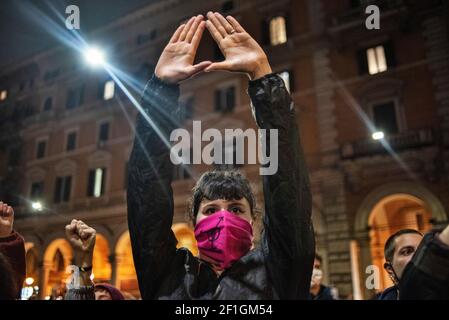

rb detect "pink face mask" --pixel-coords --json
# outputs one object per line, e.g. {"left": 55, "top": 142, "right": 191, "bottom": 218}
{"left": 194, "top": 210, "right": 253, "bottom": 270}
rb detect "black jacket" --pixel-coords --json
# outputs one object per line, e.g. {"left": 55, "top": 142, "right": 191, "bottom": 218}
{"left": 127, "top": 73, "right": 315, "bottom": 300}
{"left": 378, "top": 285, "right": 398, "bottom": 300}
{"left": 399, "top": 230, "right": 449, "bottom": 300}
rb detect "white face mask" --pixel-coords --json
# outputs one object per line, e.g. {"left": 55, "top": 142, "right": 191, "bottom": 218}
{"left": 311, "top": 268, "right": 323, "bottom": 287}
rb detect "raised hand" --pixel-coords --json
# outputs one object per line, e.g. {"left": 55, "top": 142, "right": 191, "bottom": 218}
{"left": 205, "top": 12, "right": 272, "bottom": 80}
{"left": 155, "top": 15, "right": 212, "bottom": 84}
{"left": 65, "top": 219, "right": 96, "bottom": 267}
{"left": 0, "top": 201, "right": 14, "bottom": 238}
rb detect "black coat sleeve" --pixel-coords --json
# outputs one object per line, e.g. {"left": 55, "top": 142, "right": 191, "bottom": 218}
{"left": 126, "top": 74, "right": 181, "bottom": 299}
{"left": 248, "top": 73, "right": 315, "bottom": 300}
{"left": 399, "top": 230, "right": 449, "bottom": 300}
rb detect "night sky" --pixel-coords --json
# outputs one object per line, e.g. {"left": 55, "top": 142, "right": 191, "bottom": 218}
{"left": 0, "top": 0, "right": 159, "bottom": 71}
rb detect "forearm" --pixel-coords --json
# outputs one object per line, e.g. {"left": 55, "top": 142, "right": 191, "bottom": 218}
{"left": 248, "top": 73, "right": 313, "bottom": 235}
{"left": 248, "top": 73, "right": 314, "bottom": 299}
{"left": 73, "top": 251, "right": 94, "bottom": 287}
{"left": 127, "top": 74, "right": 180, "bottom": 298}
{"left": 65, "top": 285, "right": 95, "bottom": 300}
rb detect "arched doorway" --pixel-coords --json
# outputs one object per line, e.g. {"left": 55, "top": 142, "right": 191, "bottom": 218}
{"left": 353, "top": 182, "right": 447, "bottom": 299}
{"left": 43, "top": 239, "right": 73, "bottom": 298}
{"left": 115, "top": 231, "right": 138, "bottom": 297}
{"left": 92, "top": 234, "right": 112, "bottom": 283}
{"left": 368, "top": 194, "right": 432, "bottom": 291}
{"left": 23, "top": 244, "right": 39, "bottom": 299}
{"left": 172, "top": 223, "right": 198, "bottom": 256}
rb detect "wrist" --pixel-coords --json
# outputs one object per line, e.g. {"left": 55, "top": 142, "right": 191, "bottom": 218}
{"left": 74, "top": 250, "right": 93, "bottom": 268}
{"left": 154, "top": 68, "right": 179, "bottom": 85}
{"left": 249, "top": 58, "right": 272, "bottom": 80}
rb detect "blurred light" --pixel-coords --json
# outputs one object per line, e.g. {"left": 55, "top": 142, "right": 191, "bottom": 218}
{"left": 44, "top": 295, "right": 51, "bottom": 300}
{"left": 90, "top": 272, "right": 95, "bottom": 281}
{"left": 372, "top": 131, "right": 385, "bottom": 140}
{"left": 0, "top": 89, "right": 7, "bottom": 101}
{"left": 84, "top": 47, "right": 106, "bottom": 67}
{"left": 31, "top": 201, "right": 43, "bottom": 211}
{"left": 25, "top": 277, "right": 34, "bottom": 285}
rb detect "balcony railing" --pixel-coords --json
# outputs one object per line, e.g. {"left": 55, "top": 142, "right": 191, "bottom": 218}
{"left": 341, "top": 128, "right": 435, "bottom": 159}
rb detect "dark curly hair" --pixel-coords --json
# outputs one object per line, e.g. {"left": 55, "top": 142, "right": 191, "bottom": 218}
{"left": 188, "top": 169, "right": 257, "bottom": 225}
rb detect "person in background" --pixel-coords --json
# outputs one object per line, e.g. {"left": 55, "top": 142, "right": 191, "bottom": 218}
{"left": 378, "top": 229, "right": 423, "bottom": 300}
{"left": 309, "top": 254, "right": 337, "bottom": 300}
{"left": 64, "top": 219, "right": 125, "bottom": 300}
{"left": 95, "top": 283, "right": 125, "bottom": 300}
{"left": 0, "top": 201, "right": 26, "bottom": 299}
{"left": 0, "top": 252, "right": 18, "bottom": 300}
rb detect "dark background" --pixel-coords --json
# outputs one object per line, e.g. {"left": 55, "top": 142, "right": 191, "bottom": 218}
{"left": 0, "top": 0, "right": 159, "bottom": 70}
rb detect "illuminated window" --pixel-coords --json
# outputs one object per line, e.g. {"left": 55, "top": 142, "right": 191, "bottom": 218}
{"left": 103, "top": 80, "right": 115, "bottom": 100}
{"left": 358, "top": 42, "right": 395, "bottom": 75}
{"left": 0, "top": 89, "right": 7, "bottom": 101}
{"left": 269, "top": 16, "right": 287, "bottom": 46}
{"left": 87, "top": 168, "right": 106, "bottom": 198}
{"left": 367, "top": 46, "right": 387, "bottom": 75}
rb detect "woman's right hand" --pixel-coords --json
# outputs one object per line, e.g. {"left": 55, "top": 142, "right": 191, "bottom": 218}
{"left": 65, "top": 219, "right": 96, "bottom": 268}
{"left": 204, "top": 12, "right": 272, "bottom": 80}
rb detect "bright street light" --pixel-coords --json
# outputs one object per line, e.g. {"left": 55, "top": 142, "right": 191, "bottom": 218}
{"left": 84, "top": 47, "right": 106, "bottom": 67}
{"left": 25, "top": 277, "right": 34, "bottom": 286}
{"left": 372, "top": 131, "right": 385, "bottom": 140}
{"left": 31, "top": 201, "right": 43, "bottom": 212}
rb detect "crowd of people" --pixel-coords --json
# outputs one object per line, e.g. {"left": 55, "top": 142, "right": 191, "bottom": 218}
{"left": 1, "top": 12, "right": 449, "bottom": 301}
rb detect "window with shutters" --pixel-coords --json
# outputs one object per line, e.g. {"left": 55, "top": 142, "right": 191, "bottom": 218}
{"left": 54, "top": 176, "right": 72, "bottom": 203}
{"left": 43, "top": 97, "right": 52, "bottom": 111}
{"left": 30, "top": 181, "right": 44, "bottom": 199}
{"left": 371, "top": 101, "right": 399, "bottom": 135}
{"left": 36, "top": 139, "right": 47, "bottom": 159}
{"left": 214, "top": 86, "right": 236, "bottom": 113}
{"left": 66, "top": 131, "right": 77, "bottom": 152}
{"left": 66, "top": 84, "right": 84, "bottom": 109}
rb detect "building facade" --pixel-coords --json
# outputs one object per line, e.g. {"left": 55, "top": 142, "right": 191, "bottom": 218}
{"left": 0, "top": 0, "right": 448, "bottom": 299}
